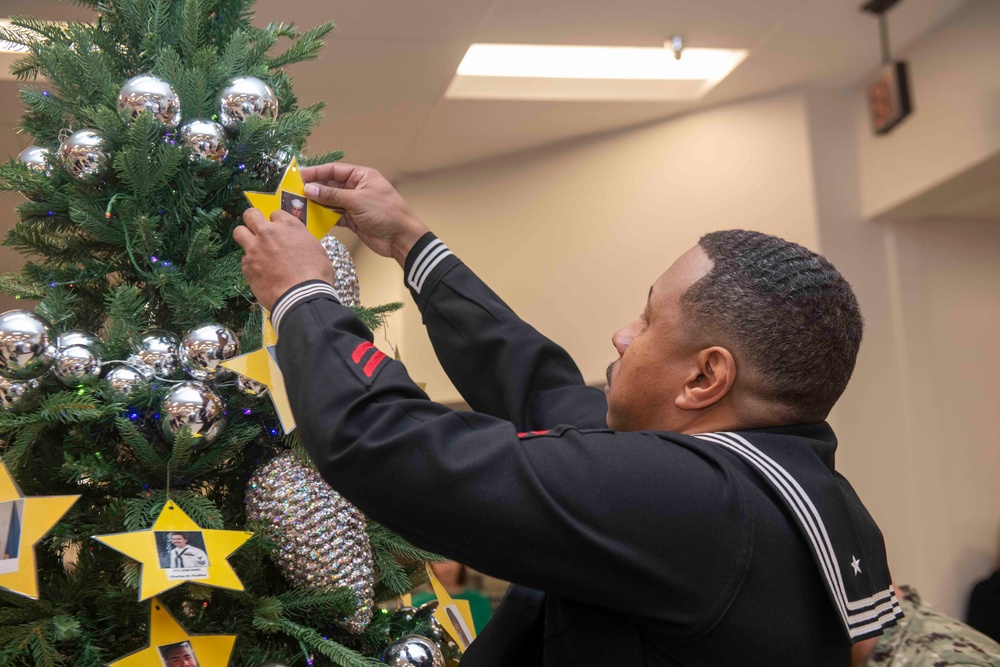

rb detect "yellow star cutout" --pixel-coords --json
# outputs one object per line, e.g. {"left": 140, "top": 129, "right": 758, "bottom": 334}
{"left": 110, "top": 597, "right": 235, "bottom": 667}
{"left": 93, "top": 501, "right": 251, "bottom": 601}
{"left": 221, "top": 306, "right": 296, "bottom": 433}
{"left": 0, "top": 459, "right": 79, "bottom": 599}
{"left": 244, "top": 156, "right": 341, "bottom": 239}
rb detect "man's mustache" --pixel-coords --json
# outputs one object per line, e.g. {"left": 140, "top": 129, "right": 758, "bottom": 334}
{"left": 606, "top": 361, "right": 615, "bottom": 387}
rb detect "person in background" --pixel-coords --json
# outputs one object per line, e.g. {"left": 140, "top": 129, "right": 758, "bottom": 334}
{"left": 966, "top": 555, "right": 1000, "bottom": 643}
{"left": 413, "top": 560, "right": 494, "bottom": 634}
{"left": 853, "top": 585, "right": 1000, "bottom": 667}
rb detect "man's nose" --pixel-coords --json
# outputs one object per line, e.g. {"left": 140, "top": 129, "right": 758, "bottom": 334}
{"left": 612, "top": 326, "right": 634, "bottom": 355}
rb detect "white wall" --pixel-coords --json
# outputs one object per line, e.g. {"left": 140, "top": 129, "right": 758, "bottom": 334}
{"left": 369, "top": 93, "right": 820, "bottom": 404}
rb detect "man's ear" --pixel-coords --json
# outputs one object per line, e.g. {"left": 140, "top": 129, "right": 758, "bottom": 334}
{"left": 675, "top": 346, "right": 736, "bottom": 410}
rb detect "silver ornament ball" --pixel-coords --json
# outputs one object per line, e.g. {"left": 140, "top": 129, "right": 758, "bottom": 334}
{"left": 57, "top": 329, "right": 105, "bottom": 355}
{"left": 217, "top": 76, "right": 278, "bottom": 132}
{"left": 117, "top": 74, "right": 181, "bottom": 129}
{"left": 52, "top": 344, "right": 102, "bottom": 387}
{"left": 0, "top": 309, "right": 57, "bottom": 380}
{"left": 161, "top": 380, "right": 225, "bottom": 444}
{"left": 135, "top": 330, "right": 180, "bottom": 378}
{"left": 179, "top": 119, "right": 228, "bottom": 166}
{"left": 320, "top": 234, "right": 361, "bottom": 307}
{"left": 18, "top": 146, "right": 52, "bottom": 176}
{"left": 235, "top": 374, "right": 268, "bottom": 397}
{"left": 59, "top": 129, "right": 110, "bottom": 183}
{"left": 178, "top": 324, "right": 240, "bottom": 381}
{"left": 104, "top": 364, "right": 147, "bottom": 399}
{"left": 125, "top": 355, "right": 157, "bottom": 380}
{"left": 246, "top": 452, "right": 375, "bottom": 633}
{"left": 381, "top": 635, "right": 445, "bottom": 667}
{"left": 0, "top": 378, "right": 39, "bottom": 412}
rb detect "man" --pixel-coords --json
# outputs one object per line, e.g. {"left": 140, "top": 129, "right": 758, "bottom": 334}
{"left": 167, "top": 532, "right": 208, "bottom": 569}
{"left": 161, "top": 641, "right": 199, "bottom": 667}
{"left": 234, "top": 162, "right": 900, "bottom": 666}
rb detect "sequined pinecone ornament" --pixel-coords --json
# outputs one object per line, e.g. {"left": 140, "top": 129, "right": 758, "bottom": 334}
{"left": 320, "top": 234, "right": 361, "bottom": 307}
{"left": 246, "top": 452, "right": 374, "bottom": 632}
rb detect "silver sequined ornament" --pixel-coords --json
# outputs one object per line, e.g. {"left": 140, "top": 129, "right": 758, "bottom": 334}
{"left": 246, "top": 452, "right": 375, "bottom": 632}
{"left": 59, "top": 129, "right": 110, "bottom": 183}
{"left": 217, "top": 76, "right": 278, "bottom": 132}
{"left": 178, "top": 324, "right": 240, "bottom": 381}
{"left": 18, "top": 146, "right": 52, "bottom": 176}
{"left": 52, "top": 344, "right": 101, "bottom": 387}
{"left": 104, "top": 364, "right": 147, "bottom": 398}
{"left": 160, "top": 380, "right": 225, "bottom": 444}
{"left": 320, "top": 234, "right": 361, "bottom": 307}
{"left": 135, "top": 330, "right": 180, "bottom": 378}
{"left": 0, "top": 378, "right": 39, "bottom": 412}
{"left": 0, "top": 310, "right": 57, "bottom": 380}
{"left": 381, "top": 635, "right": 446, "bottom": 667}
{"left": 117, "top": 74, "right": 181, "bottom": 128}
{"left": 235, "top": 374, "right": 268, "bottom": 397}
{"left": 179, "top": 119, "right": 228, "bottom": 166}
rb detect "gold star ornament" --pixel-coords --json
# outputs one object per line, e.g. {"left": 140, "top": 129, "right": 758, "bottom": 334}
{"left": 93, "top": 500, "right": 251, "bottom": 601}
{"left": 0, "top": 459, "right": 79, "bottom": 599}
{"left": 109, "top": 597, "right": 235, "bottom": 667}
{"left": 221, "top": 306, "right": 296, "bottom": 433}
{"left": 243, "top": 156, "right": 341, "bottom": 239}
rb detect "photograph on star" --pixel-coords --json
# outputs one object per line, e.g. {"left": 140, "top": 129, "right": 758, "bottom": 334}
{"left": 280, "top": 190, "right": 307, "bottom": 224}
{"left": 0, "top": 499, "right": 24, "bottom": 575}
{"left": 159, "top": 640, "right": 200, "bottom": 667}
{"left": 156, "top": 530, "right": 210, "bottom": 580}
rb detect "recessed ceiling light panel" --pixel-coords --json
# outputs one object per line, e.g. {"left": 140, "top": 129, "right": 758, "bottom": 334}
{"left": 447, "top": 44, "right": 748, "bottom": 101}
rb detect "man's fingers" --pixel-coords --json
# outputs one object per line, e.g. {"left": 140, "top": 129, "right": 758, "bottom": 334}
{"left": 242, "top": 207, "right": 268, "bottom": 234}
{"left": 300, "top": 161, "right": 362, "bottom": 185}
{"left": 303, "top": 182, "right": 358, "bottom": 211}
{"left": 232, "top": 224, "right": 255, "bottom": 249}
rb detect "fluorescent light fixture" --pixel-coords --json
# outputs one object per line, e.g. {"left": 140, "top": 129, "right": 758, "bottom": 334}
{"left": 447, "top": 44, "right": 748, "bottom": 101}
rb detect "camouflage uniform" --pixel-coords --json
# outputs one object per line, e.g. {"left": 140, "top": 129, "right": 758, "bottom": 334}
{"left": 865, "top": 585, "right": 1000, "bottom": 666}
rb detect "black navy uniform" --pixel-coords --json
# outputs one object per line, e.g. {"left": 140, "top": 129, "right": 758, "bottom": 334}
{"left": 273, "top": 233, "right": 901, "bottom": 666}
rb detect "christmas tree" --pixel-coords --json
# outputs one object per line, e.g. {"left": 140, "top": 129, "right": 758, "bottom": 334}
{"left": 0, "top": 1, "right": 447, "bottom": 665}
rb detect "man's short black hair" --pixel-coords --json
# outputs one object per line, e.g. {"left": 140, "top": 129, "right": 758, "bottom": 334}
{"left": 682, "top": 230, "right": 863, "bottom": 423}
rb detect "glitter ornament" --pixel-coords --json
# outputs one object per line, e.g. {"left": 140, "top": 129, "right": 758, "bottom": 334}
{"left": 217, "top": 76, "right": 278, "bottom": 132}
{"left": 104, "top": 364, "right": 147, "bottom": 398}
{"left": 135, "top": 330, "right": 181, "bottom": 378}
{"left": 0, "top": 310, "right": 57, "bottom": 380}
{"left": 161, "top": 381, "right": 225, "bottom": 444}
{"left": 59, "top": 129, "right": 110, "bottom": 183}
{"left": 178, "top": 119, "right": 228, "bottom": 166}
{"left": 117, "top": 74, "right": 182, "bottom": 129}
{"left": 381, "top": 635, "right": 445, "bottom": 667}
{"left": 320, "top": 234, "right": 360, "bottom": 307}
{"left": 178, "top": 324, "right": 240, "bottom": 381}
{"left": 246, "top": 452, "right": 374, "bottom": 632}
{"left": 51, "top": 344, "right": 101, "bottom": 387}
{"left": 17, "top": 146, "right": 52, "bottom": 176}
{"left": 0, "top": 378, "right": 39, "bottom": 412}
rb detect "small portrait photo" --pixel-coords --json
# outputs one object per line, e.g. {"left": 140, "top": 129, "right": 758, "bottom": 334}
{"left": 156, "top": 530, "right": 210, "bottom": 570}
{"left": 158, "top": 640, "right": 200, "bottom": 667}
{"left": 280, "top": 190, "right": 307, "bottom": 224}
{"left": 0, "top": 499, "right": 24, "bottom": 575}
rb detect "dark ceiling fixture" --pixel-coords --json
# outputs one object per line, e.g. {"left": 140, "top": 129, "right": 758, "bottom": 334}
{"left": 861, "top": 0, "right": 913, "bottom": 135}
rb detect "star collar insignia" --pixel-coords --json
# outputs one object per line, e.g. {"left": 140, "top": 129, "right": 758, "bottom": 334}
{"left": 221, "top": 306, "right": 296, "bottom": 433}
{"left": 0, "top": 459, "right": 79, "bottom": 599}
{"left": 244, "top": 156, "right": 340, "bottom": 239}
{"left": 93, "top": 501, "right": 251, "bottom": 600}
{"left": 109, "top": 597, "right": 235, "bottom": 667}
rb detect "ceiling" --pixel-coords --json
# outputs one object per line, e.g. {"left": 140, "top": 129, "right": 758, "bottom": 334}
{"left": 0, "top": 0, "right": 971, "bottom": 181}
